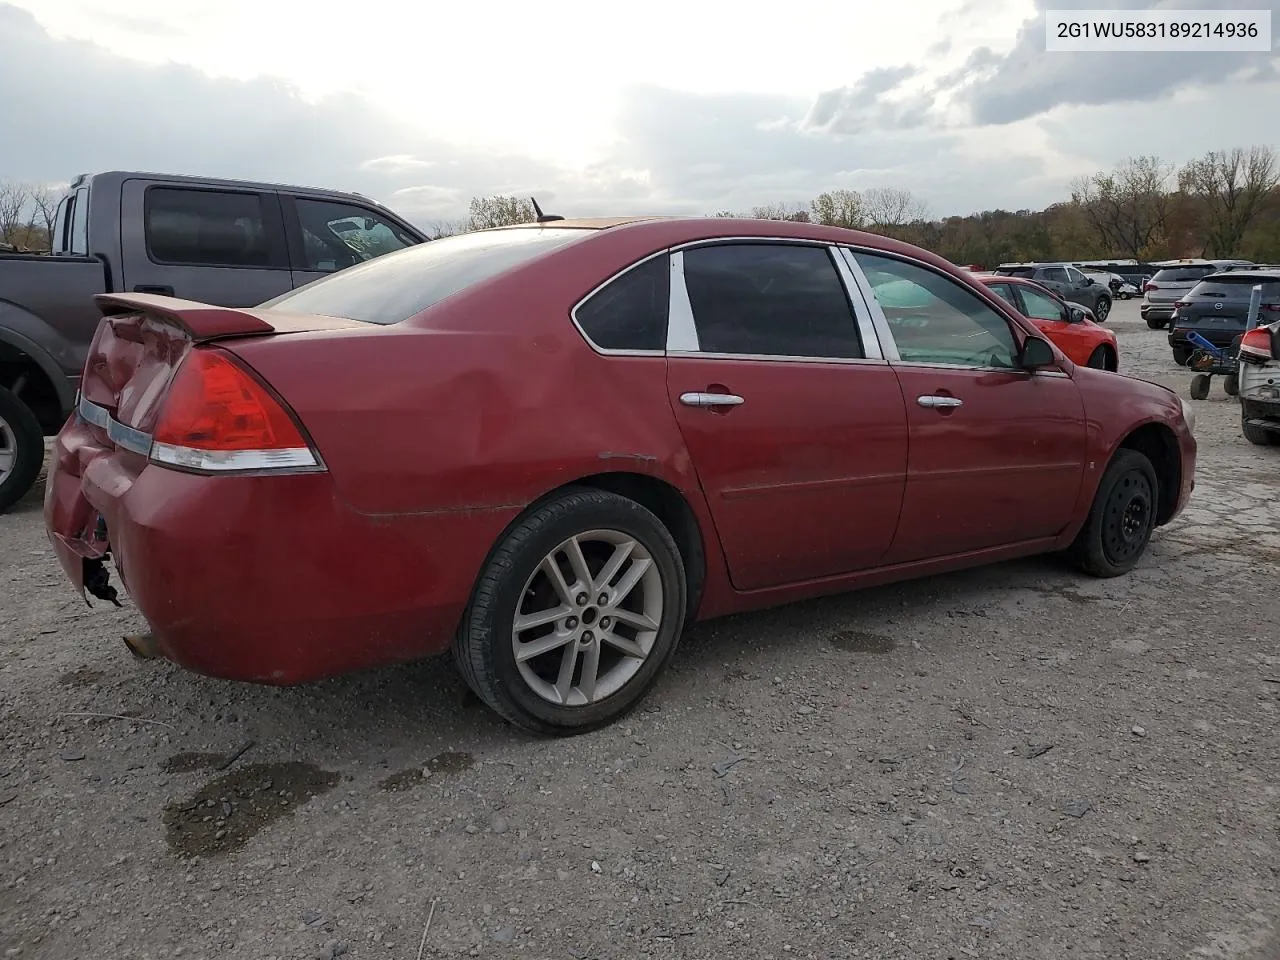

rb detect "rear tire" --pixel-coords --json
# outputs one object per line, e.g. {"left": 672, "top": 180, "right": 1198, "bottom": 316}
{"left": 1171, "top": 346, "right": 1191, "bottom": 366}
{"left": 1093, "top": 297, "right": 1111, "bottom": 322}
{"left": 454, "top": 487, "right": 687, "bottom": 736}
{"left": 1242, "top": 415, "right": 1279, "bottom": 446}
{"left": 1067, "top": 449, "right": 1159, "bottom": 578}
{"left": 0, "top": 386, "right": 44, "bottom": 515}
{"left": 1147, "top": 316, "right": 1167, "bottom": 330}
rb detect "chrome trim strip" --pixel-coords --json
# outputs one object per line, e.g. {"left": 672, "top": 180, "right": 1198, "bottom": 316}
{"left": 78, "top": 394, "right": 111, "bottom": 429}
{"left": 106, "top": 417, "right": 153, "bottom": 456}
{"left": 827, "top": 246, "right": 883, "bottom": 361}
{"left": 567, "top": 248, "right": 671, "bottom": 358}
{"left": 668, "top": 350, "right": 887, "bottom": 366}
{"left": 666, "top": 251, "right": 700, "bottom": 352}
{"left": 837, "top": 247, "right": 901, "bottom": 362}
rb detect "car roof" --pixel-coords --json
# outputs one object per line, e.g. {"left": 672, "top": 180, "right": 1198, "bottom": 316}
{"left": 489, "top": 216, "right": 955, "bottom": 264}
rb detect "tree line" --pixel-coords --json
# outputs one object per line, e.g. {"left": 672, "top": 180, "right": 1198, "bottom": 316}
{"left": 6, "top": 143, "right": 1278, "bottom": 265}
{"left": 452, "top": 144, "right": 1280, "bottom": 266}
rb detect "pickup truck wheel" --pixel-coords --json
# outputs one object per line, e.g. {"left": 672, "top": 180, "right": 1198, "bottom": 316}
{"left": 1093, "top": 297, "right": 1111, "bottom": 322}
{"left": 1067, "top": 449, "right": 1158, "bottom": 578}
{"left": 455, "top": 487, "right": 687, "bottom": 736}
{"left": 0, "top": 385, "right": 44, "bottom": 514}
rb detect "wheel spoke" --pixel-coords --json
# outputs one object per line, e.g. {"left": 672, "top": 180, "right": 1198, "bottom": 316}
{"left": 513, "top": 604, "right": 572, "bottom": 634}
{"left": 540, "top": 555, "right": 576, "bottom": 605}
{"left": 514, "top": 631, "right": 576, "bottom": 664}
{"left": 577, "top": 642, "right": 601, "bottom": 701}
{"left": 600, "top": 629, "right": 646, "bottom": 658}
{"left": 554, "top": 643, "right": 580, "bottom": 703}
{"left": 593, "top": 539, "right": 636, "bottom": 591}
{"left": 608, "top": 607, "right": 660, "bottom": 632}
{"left": 0, "top": 448, "right": 13, "bottom": 475}
{"left": 609, "top": 556, "right": 652, "bottom": 606}
{"left": 564, "top": 536, "right": 594, "bottom": 592}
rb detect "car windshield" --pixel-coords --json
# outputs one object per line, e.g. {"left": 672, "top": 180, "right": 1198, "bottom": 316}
{"left": 261, "top": 227, "right": 592, "bottom": 324}
{"left": 1152, "top": 266, "right": 1215, "bottom": 283}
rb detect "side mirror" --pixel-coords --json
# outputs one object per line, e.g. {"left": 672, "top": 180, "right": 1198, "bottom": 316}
{"left": 1084, "top": 276, "right": 1095, "bottom": 285}
{"left": 1068, "top": 306, "right": 1086, "bottom": 323}
{"left": 1020, "top": 335, "right": 1056, "bottom": 369}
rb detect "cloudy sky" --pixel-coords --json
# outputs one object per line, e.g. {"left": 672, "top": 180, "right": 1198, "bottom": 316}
{"left": 3, "top": 0, "right": 1278, "bottom": 227}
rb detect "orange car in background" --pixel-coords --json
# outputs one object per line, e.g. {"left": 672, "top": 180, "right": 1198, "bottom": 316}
{"left": 976, "top": 273, "right": 1119, "bottom": 370}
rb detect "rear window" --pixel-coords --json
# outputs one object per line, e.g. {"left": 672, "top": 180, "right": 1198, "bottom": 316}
{"left": 1189, "top": 276, "right": 1280, "bottom": 299}
{"left": 262, "top": 227, "right": 590, "bottom": 324}
{"left": 1152, "top": 266, "right": 1215, "bottom": 283}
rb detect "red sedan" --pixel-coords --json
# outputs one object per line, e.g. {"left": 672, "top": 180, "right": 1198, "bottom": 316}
{"left": 975, "top": 273, "right": 1120, "bottom": 370}
{"left": 45, "top": 218, "right": 1196, "bottom": 735}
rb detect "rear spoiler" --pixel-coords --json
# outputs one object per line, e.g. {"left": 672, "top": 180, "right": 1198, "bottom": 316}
{"left": 95, "top": 292, "right": 275, "bottom": 340}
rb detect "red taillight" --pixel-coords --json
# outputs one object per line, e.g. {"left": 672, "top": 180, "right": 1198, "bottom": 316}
{"left": 1239, "top": 327, "right": 1274, "bottom": 363}
{"left": 1144, "top": 281, "right": 1157, "bottom": 292}
{"left": 1261, "top": 303, "right": 1280, "bottom": 313}
{"left": 150, "top": 348, "right": 320, "bottom": 472}
{"left": 1173, "top": 300, "right": 1188, "bottom": 309}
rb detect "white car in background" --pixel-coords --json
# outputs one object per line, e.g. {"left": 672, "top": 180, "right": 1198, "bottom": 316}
{"left": 1238, "top": 318, "right": 1280, "bottom": 447}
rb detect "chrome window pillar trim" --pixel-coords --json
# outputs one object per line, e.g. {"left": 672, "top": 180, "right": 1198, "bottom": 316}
{"left": 837, "top": 246, "right": 901, "bottom": 362}
{"left": 827, "top": 246, "right": 883, "bottom": 361}
{"left": 666, "top": 250, "right": 700, "bottom": 352}
{"left": 667, "top": 350, "right": 889, "bottom": 366}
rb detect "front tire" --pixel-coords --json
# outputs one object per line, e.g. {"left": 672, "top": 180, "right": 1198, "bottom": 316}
{"left": 455, "top": 487, "right": 687, "bottom": 736}
{"left": 0, "top": 386, "right": 44, "bottom": 514}
{"left": 1068, "top": 449, "right": 1159, "bottom": 578}
{"left": 1086, "top": 346, "right": 1115, "bottom": 371}
{"left": 1093, "top": 297, "right": 1111, "bottom": 322}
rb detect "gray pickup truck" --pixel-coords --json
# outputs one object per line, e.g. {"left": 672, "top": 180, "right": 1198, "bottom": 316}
{"left": 0, "top": 170, "right": 428, "bottom": 511}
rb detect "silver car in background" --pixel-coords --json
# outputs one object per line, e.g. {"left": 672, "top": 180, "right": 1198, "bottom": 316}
{"left": 1142, "top": 258, "right": 1253, "bottom": 329}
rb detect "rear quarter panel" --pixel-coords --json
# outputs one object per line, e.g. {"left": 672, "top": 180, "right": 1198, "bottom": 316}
{"left": 222, "top": 239, "right": 705, "bottom": 519}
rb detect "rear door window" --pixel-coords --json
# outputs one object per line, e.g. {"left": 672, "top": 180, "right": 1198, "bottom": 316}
{"left": 1041, "top": 267, "right": 1069, "bottom": 284}
{"left": 680, "top": 243, "right": 863, "bottom": 359}
{"left": 263, "top": 227, "right": 589, "bottom": 324}
{"left": 145, "top": 188, "right": 274, "bottom": 268}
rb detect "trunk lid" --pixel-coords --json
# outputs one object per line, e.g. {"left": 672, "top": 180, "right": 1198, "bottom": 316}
{"left": 82, "top": 293, "right": 363, "bottom": 441}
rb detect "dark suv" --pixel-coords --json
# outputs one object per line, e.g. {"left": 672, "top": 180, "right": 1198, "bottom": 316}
{"left": 1168, "top": 269, "right": 1280, "bottom": 365}
{"left": 992, "top": 263, "right": 1112, "bottom": 321}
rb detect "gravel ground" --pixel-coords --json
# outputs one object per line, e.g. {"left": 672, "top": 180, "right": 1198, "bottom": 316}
{"left": 2, "top": 299, "right": 1278, "bottom": 960}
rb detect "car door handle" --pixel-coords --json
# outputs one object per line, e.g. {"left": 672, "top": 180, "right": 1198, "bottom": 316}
{"left": 680, "top": 392, "right": 745, "bottom": 408}
{"left": 917, "top": 395, "right": 963, "bottom": 409}
{"left": 133, "top": 284, "right": 175, "bottom": 295}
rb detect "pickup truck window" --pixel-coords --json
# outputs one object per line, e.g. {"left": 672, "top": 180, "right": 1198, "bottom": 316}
{"left": 295, "top": 198, "right": 418, "bottom": 272}
{"left": 145, "top": 187, "right": 272, "bottom": 268}
{"left": 51, "top": 195, "right": 71, "bottom": 252}
{"left": 69, "top": 187, "right": 89, "bottom": 255}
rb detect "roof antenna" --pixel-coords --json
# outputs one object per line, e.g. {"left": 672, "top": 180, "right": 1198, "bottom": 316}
{"left": 530, "top": 197, "right": 564, "bottom": 224}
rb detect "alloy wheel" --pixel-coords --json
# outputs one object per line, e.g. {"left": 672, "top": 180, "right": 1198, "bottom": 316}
{"left": 0, "top": 415, "right": 16, "bottom": 484}
{"left": 511, "top": 529, "right": 665, "bottom": 707}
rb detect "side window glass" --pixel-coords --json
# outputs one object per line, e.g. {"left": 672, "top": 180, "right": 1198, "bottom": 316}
{"left": 1020, "top": 287, "right": 1067, "bottom": 321}
{"left": 1042, "top": 267, "right": 1068, "bottom": 284}
{"left": 576, "top": 255, "right": 669, "bottom": 351}
{"left": 682, "top": 243, "right": 863, "bottom": 359}
{"left": 295, "top": 198, "right": 418, "bottom": 272}
{"left": 52, "top": 195, "right": 71, "bottom": 253}
{"left": 1066, "top": 267, "right": 1087, "bottom": 284}
{"left": 987, "top": 283, "right": 1018, "bottom": 308}
{"left": 69, "top": 187, "right": 89, "bottom": 256}
{"left": 853, "top": 252, "right": 1018, "bottom": 369}
{"left": 146, "top": 188, "right": 272, "bottom": 267}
